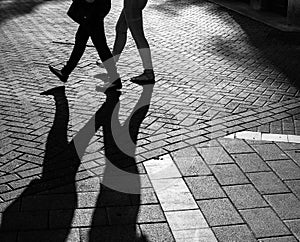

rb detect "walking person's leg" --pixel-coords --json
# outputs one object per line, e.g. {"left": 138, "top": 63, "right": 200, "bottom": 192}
{"left": 49, "top": 24, "right": 89, "bottom": 83}
{"left": 96, "top": 10, "right": 128, "bottom": 67}
{"left": 112, "top": 10, "right": 128, "bottom": 63}
{"left": 90, "top": 19, "right": 122, "bottom": 91}
{"left": 124, "top": 0, "right": 155, "bottom": 84}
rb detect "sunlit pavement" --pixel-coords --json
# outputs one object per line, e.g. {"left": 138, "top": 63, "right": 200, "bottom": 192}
{"left": 1, "top": 0, "right": 300, "bottom": 241}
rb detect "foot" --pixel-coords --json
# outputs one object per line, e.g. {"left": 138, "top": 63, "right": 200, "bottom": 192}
{"left": 130, "top": 69, "right": 155, "bottom": 85}
{"left": 49, "top": 65, "right": 69, "bottom": 83}
{"left": 40, "top": 86, "right": 65, "bottom": 96}
{"left": 96, "top": 78, "right": 122, "bottom": 93}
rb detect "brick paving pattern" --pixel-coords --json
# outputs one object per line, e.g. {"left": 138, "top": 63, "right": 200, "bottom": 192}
{"left": 1, "top": 0, "right": 300, "bottom": 241}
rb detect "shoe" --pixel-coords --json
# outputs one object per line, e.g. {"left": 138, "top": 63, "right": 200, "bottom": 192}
{"left": 130, "top": 70, "right": 155, "bottom": 85}
{"left": 49, "top": 65, "right": 69, "bottom": 83}
{"left": 40, "top": 86, "right": 65, "bottom": 96}
{"left": 96, "top": 78, "right": 122, "bottom": 93}
{"left": 96, "top": 59, "right": 105, "bottom": 68}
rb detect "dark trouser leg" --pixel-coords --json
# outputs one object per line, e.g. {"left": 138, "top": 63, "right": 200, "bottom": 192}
{"left": 90, "top": 20, "right": 120, "bottom": 82}
{"left": 62, "top": 24, "right": 89, "bottom": 75}
{"left": 112, "top": 10, "right": 128, "bottom": 63}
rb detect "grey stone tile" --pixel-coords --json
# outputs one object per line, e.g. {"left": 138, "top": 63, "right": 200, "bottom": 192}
{"left": 19, "top": 228, "right": 80, "bottom": 242}
{"left": 139, "top": 223, "right": 174, "bottom": 242}
{"left": 285, "top": 180, "right": 300, "bottom": 199}
{"left": 267, "top": 160, "right": 300, "bottom": 180}
{"left": 264, "top": 193, "right": 300, "bottom": 220}
{"left": 285, "top": 219, "right": 300, "bottom": 241}
{"left": 224, "top": 184, "right": 268, "bottom": 209}
{"left": 173, "top": 228, "right": 217, "bottom": 242}
{"left": 197, "top": 198, "right": 243, "bottom": 226}
{"left": 107, "top": 205, "right": 165, "bottom": 225}
{"left": 80, "top": 225, "right": 142, "bottom": 242}
{"left": 172, "top": 155, "right": 211, "bottom": 176}
{"left": 132, "top": 188, "right": 158, "bottom": 205}
{"left": 232, "top": 153, "right": 270, "bottom": 173}
{"left": 212, "top": 164, "right": 249, "bottom": 185}
{"left": 197, "top": 147, "right": 234, "bottom": 165}
{"left": 258, "top": 236, "right": 298, "bottom": 242}
{"left": 247, "top": 172, "right": 290, "bottom": 194}
{"left": 137, "top": 205, "right": 166, "bottom": 223}
{"left": 152, "top": 178, "right": 198, "bottom": 211}
{"left": 219, "top": 138, "right": 253, "bottom": 154}
{"left": 276, "top": 142, "right": 300, "bottom": 151}
{"left": 285, "top": 150, "right": 300, "bottom": 166}
{"left": 185, "top": 176, "right": 226, "bottom": 200}
{"left": 165, "top": 209, "right": 208, "bottom": 231}
{"left": 250, "top": 144, "right": 289, "bottom": 161}
{"left": 212, "top": 224, "right": 257, "bottom": 242}
{"left": 240, "top": 208, "right": 290, "bottom": 238}
{"left": 50, "top": 208, "right": 106, "bottom": 228}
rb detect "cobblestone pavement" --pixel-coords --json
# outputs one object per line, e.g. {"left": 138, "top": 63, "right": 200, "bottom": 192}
{"left": 1, "top": 0, "right": 300, "bottom": 241}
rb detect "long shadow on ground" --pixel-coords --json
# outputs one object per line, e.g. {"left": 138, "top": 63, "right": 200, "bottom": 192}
{"left": 0, "top": 84, "right": 154, "bottom": 241}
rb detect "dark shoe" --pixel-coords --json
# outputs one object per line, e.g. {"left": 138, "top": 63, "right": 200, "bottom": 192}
{"left": 96, "top": 78, "right": 122, "bottom": 93}
{"left": 40, "top": 86, "right": 65, "bottom": 96}
{"left": 49, "top": 65, "right": 69, "bottom": 83}
{"left": 130, "top": 70, "right": 155, "bottom": 85}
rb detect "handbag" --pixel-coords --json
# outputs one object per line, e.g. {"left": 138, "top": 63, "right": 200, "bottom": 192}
{"left": 67, "top": 0, "right": 90, "bottom": 24}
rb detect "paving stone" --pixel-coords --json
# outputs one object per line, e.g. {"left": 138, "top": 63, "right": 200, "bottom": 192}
{"left": 264, "top": 193, "right": 300, "bottom": 220}
{"left": 247, "top": 172, "right": 290, "bottom": 194}
{"left": 250, "top": 144, "right": 289, "bottom": 161}
{"left": 139, "top": 223, "right": 174, "bottom": 242}
{"left": 18, "top": 228, "right": 80, "bottom": 242}
{"left": 224, "top": 184, "right": 268, "bottom": 209}
{"left": 285, "top": 220, "right": 300, "bottom": 241}
{"left": 165, "top": 209, "right": 208, "bottom": 231}
{"left": 21, "top": 193, "right": 77, "bottom": 211}
{"left": 232, "top": 153, "right": 270, "bottom": 173}
{"left": 50, "top": 208, "right": 107, "bottom": 228}
{"left": 197, "top": 147, "right": 234, "bottom": 165}
{"left": 258, "top": 236, "right": 298, "bottom": 242}
{"left": 171, "top": 148, "right": 211, "bottom": 176}
{"left": 173, "top": 228, "right": 218, "bottom": 242}
{"left": 212, "top": 224, "right": 257, "bottom": 242}
{"left": 261, "top": 133, "right": 288, "bottom": 142}
{"left": 235, "top": 131, "right": 262, "bottom": 141}
{"left": 80, "top": 225, "right": 142, "bottom": 241}
{"left": 211, "top": 164, "right": 249, "bottom": 185}
{"left": 267, "top": 159, "right": 300, "bottom": 180}
{"left": 185, "top": 176, "right": 226, "bottom": 200}
{"left": 0, "top": 210, "right": 48, "bottom": 231}
{"left": 144, "top": 154, "right": 181, "bottom": 180}
{"left": 218, "top": 138, "right": 253, "bottom": 154}
{"left": 240, "top": 208, "right": 290, "bottom": 238}
{"left": 133, "top": 187, "right": 159, "bottom": 205}
{"left": 151, "top": 178, "right": 198, "bottom": 211}
{"left": 197, "top": 198, "right": 244, "bottom": 226}
{"left": 276, "top": 142, "right": 300, "bottom": 151}
{"left": 285, "top": 180, "right": 300, "bottom": 199}
{"left": 285, "top": 150, "right": 300, "bottom": 166}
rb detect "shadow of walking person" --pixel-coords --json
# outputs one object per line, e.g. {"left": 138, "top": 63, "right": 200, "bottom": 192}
{"left": 88, "top": 85, "right": 154, "bottom": 242}
{"left": 0, "top": 86, "right": 121, "bottom": 241}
